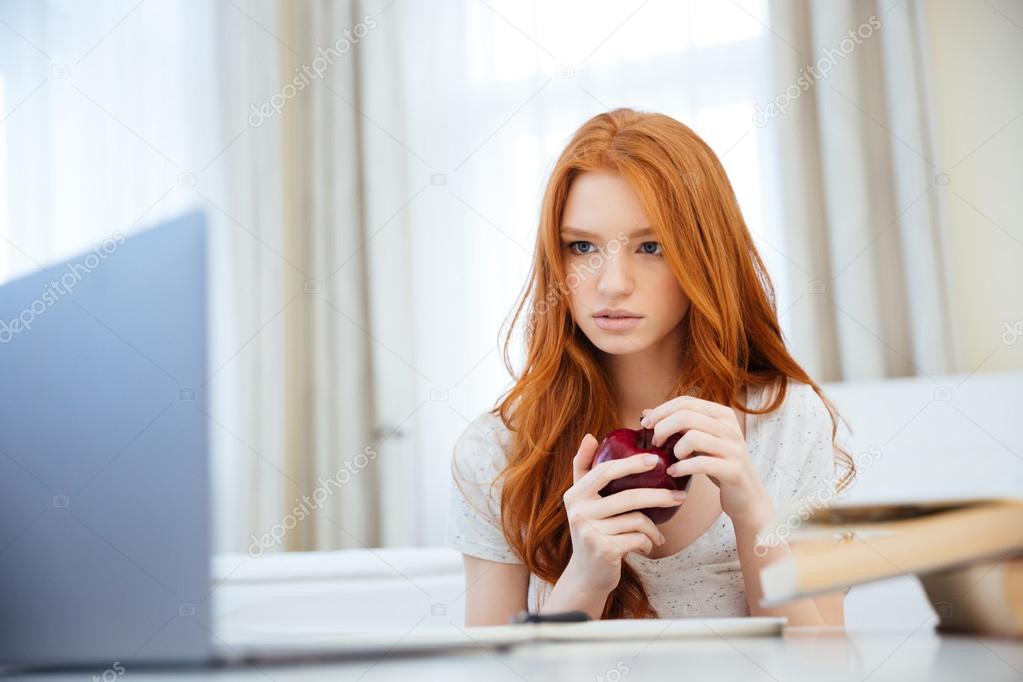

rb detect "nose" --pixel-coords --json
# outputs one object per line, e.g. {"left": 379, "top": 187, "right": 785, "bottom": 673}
{"left": 595, "top": 248, "right": 634, "bottom": 298}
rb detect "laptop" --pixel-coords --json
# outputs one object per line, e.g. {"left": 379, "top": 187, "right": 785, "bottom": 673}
{"left": 0, "top": 212, "right": 784, "bottom": 671}
{"left": 0, "top": 212, "right": 213, "bottom": 670}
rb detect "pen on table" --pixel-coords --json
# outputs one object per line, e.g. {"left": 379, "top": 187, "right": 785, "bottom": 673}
{"left": 509, "top": 610, "right": 591, "bottom": 624}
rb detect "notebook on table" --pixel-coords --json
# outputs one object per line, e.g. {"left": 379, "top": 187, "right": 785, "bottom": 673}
{"left": 217, "top": 616, "right": 787, "bottom": 662}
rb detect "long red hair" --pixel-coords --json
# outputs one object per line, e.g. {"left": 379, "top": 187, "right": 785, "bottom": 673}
{"left": 491, "top": 108, "right": 854, "bottom": 619}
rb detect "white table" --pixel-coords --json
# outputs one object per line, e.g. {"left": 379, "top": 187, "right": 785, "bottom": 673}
{"left": 7, "top": 626, "right": 1022, "bottom": 681}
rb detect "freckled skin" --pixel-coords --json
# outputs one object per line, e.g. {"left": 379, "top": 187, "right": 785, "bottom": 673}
{"left": 592, "top": 428, "right": 692, "bottom": 524}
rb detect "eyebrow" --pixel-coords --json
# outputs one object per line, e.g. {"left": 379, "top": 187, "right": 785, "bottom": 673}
{"left": 560, "top": 226, "right": 656, "bottom": 239}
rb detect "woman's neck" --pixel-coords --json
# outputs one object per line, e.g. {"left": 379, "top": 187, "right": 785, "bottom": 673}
{"left": 603, "top": 325, "right": 685, "bottom": 427}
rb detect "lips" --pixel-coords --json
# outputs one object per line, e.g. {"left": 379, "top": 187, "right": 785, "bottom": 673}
{"left": 593, "top": 309, "right": 642, "bottom": 319}
{"left": 593, "top": 309, "right": 642, "bottom": 331}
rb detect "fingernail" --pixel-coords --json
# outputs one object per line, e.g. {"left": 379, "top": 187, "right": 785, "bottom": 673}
{"left": 640, "top": 416, "right": 650, "bottom": 428}
{"left": 672, "top": 490, "right": 686, "bottom": 500}
{"left": 643, "top": 454, "right": 658, "bottom": 466}
{"left": 658, "top": 534, "right": 666, "bottom": 544}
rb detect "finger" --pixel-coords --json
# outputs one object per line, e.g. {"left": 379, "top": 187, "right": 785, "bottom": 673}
{"left": 572, "top": 433, "right": 599, "bottom": 484}
{"left": 643, "top": 395, "right": 728, "bottom": 429}
{"left": 593, "top": 487, "right": 687, "bottom": 517}
{"left": 594, "top": 511, "right": 666, "bottom": 545}
{"left": 665, "top": 454, "right": 733, "bottom": 481}
{"left": 605, "top": 531, "right": 655, "bottom": 557}
{"left": 649, "top": 409, "right": 734, "bottom": 448}
{"left": 641, "top": 395, "right": 691, "bottom": 427}
{"left": 668, "top": 430, "right": 736, "bottom": 466}
{"left": 577, "top": 453, "right": 660, "bottom": 496}
{"left": 673, "top": 395, "right": 734, "bottom": 420}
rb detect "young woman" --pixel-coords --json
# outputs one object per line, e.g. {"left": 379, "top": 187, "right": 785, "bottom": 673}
{"left": 446, "top": 108, "right": 854, "bottom": 625}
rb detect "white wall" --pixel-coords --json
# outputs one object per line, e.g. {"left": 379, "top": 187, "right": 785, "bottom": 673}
{"left": 920, "top": 0, "right": 1023, "bottom": 374}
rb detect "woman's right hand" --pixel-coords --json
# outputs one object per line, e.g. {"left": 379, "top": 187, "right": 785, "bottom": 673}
{"left": 560, "top": 433, "right": 688, "bottom": 595}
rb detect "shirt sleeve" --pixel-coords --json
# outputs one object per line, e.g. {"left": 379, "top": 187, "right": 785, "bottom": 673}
{"left": 444, "top": 412, "right": 522, "bottom": 564}
{"left": 785, "top": 382, "right": 842, "bottom": 504}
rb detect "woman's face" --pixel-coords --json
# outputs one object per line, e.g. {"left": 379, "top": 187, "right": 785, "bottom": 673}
{"left": 559, "top": 170, "right": 691, "bottom": 356}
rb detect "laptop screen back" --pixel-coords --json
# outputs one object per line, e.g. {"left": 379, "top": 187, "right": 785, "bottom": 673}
{"left": 0, "top": 212, "right": 212, "bottom": 668}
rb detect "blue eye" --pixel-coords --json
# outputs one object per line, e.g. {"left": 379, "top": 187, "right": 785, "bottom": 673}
{"left": 567, "top": 241, "right": 595, "bottom": 255}
{"left": 639, "top": 242, "right": 662, "bottom": 255}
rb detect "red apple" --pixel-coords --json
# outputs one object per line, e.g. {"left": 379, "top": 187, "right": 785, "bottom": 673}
{"left": 592, "top": 427, "right": 692, "bottom": 524}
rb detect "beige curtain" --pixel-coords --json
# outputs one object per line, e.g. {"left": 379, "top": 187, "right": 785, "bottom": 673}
{"left": 210, "top": 0, "right": 379, "bottom": 552}
{"left": 766, "top": 0, "right": 958, "bottom": 381}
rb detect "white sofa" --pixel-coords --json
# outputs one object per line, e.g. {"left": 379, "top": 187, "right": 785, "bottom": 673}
{"left": 213, "top": 547, "right": 468, "bottom": 638}
{"left": 214, "top": 370, "right": 1023, "bottom": 633}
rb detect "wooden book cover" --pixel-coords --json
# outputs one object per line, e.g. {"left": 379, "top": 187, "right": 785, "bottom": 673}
{"left": 759, "top": 498, "right": 1023, "bottom": 608}
{"left": 921, "top": 556, "right": 1023, "bottom": 638}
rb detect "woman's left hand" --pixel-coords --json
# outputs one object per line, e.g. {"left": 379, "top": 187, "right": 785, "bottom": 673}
{"left": 640, "top": 396, "right": 773, "bottom": 529}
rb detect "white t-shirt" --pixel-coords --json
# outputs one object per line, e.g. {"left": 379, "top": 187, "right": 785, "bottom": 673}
{"left": 445, "top": 379, "right": 842, "bottom": 617}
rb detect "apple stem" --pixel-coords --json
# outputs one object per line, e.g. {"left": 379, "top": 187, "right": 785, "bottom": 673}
{"left": 642, "top": 428, "right": 649, "bottom": 449}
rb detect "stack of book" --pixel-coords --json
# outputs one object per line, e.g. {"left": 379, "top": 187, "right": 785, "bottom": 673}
{"left": 758, "top": 497, "right": 1023, "bottom": 637}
